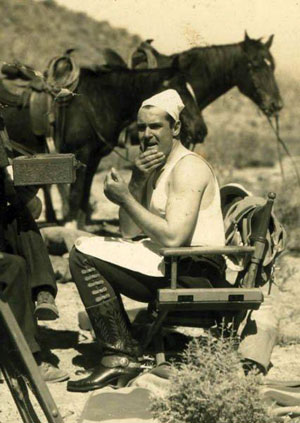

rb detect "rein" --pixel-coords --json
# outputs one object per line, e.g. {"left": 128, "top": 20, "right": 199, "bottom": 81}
{"left": 244, "top": 57, "right": 299, "bottom": 186}
{"left": 267, "top": 115, "right": 300, "bottom": 187}
{"left": 246, "top": 60, "right": 265, "bottom": 107}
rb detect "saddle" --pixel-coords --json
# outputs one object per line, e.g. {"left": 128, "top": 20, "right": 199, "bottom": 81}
{"left": 0, "top": 53, "right": 80, "bottom": 138}
{"left": 221, "top": 183, "right": 286, "bottom": 284}
{"left": 0, "top": 63, "right": 46, "bottom": 107}
{"left": 128, "top": 40, "right": 157, "bottom": 70}
{"left": 117, "top": 44, "right": 158, "bottom": 149}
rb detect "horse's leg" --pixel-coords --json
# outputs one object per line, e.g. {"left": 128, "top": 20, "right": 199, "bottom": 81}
{"left": 56, "top": 183, "right": 70, "bottom": 222}
{"left": 66, "top": 167, "right": 86, "bottom": 228}
{"left": 42, "top": 186, "right": 57, "bottom": 223}
{"left": 67, "top": 149, "right": 103, "bottom": 229}
{"left": 78, "top": 152, "right": 103, "bottom": 227}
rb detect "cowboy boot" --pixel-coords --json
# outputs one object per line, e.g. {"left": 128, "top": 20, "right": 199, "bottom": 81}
{"left": 67, "top": 296, "right": 143, "bottom": 392}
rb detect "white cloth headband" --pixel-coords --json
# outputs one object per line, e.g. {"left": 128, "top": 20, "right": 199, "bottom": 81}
{"left": 140, "top": 89, "right": 185, "bottom": 121}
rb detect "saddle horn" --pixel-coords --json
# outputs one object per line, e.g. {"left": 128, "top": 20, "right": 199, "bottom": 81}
{"left": 144, "top": 47, "right": 157, "bottom": 69}
{"left": 64, "top": 48, "right": 76, "bottom": 56}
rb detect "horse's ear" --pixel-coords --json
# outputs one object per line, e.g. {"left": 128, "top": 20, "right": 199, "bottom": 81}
{"left": 145, "top": 39, "right": 154, "bottom": 45}
{"left": 244, "top": 30, "right": 251, "bottom": 43}
{"left": 264, "top": 34, "right": 274, "bottom": 49}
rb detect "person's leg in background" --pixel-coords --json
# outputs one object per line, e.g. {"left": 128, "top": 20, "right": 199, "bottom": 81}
{"left": 0, "top": 252, "right": 68, "bottom": 383}
{"left": 0, "top": 252, "right": 40, "bottom": 354}
{"left": 4, "top": 209, "right": 59, "bottom": 321}
{"left": 238, "top": 281, "right": 280, "bottom": 375}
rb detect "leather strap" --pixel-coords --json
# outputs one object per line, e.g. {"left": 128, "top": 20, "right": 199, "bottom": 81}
{"left": 101, "top": 355, "right": 141, "bottom": 369}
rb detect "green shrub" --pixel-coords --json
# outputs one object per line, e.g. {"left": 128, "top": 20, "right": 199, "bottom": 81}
{"left": 150, "top": 335, "right": 272, "bottom": 423}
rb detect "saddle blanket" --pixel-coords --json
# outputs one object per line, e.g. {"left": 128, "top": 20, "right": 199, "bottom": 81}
{"left": 79, "top": 386, "right": 157, "bottom": 423}
{"left": 75, "top": 236, "right": 165, "bottom": 277}
{"left": 79, "top": 367, "right": 171, "bottom": 423}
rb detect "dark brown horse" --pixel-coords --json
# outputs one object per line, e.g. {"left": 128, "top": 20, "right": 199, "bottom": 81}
{"left": 1, "top": 60, "right": 203, "bottom": 227}
{"left": 129, "top": 33, "right": 283, "bottom": 140}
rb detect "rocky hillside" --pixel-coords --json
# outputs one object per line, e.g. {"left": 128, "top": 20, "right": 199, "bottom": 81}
{"left": 0, "top": 0, "right": 140, "bottom": 71}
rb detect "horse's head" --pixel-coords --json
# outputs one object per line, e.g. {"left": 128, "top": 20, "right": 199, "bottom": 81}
{"left": 160, "top": 58, "right": 206, "bottom": 144}
{"left": 237, "top": 32, "right": 283, "bottom": 116}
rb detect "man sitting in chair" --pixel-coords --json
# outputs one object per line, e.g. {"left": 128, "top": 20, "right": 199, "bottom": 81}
{"left": 67, "top": 89, "right": 227, "bottom": 392}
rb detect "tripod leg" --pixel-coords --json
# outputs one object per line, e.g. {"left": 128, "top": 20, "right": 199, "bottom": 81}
{"left": 1, "top": 361, "right": 42, "bottom": 423}
{"left": 0, "top": 297, "right": 63, "bottom": 423}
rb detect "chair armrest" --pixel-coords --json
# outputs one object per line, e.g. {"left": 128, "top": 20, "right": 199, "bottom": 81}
{"left": 159, "top": 246, "right": 255, "bottom": 257}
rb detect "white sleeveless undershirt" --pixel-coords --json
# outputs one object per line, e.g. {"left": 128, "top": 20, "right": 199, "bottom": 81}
{"left": 146, "top": 140, "right": 225, "bottom": 247}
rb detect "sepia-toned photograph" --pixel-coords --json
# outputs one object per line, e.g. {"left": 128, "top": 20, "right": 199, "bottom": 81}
{"left": 0, "top": 0, "right": 299, "bottom": 422}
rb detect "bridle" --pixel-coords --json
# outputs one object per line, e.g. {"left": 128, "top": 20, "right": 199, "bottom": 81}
{"left": 244, "top": 58, "right": 268, "bottom": 109}
{"left": 240, "top": 53, "right": 299, "bottom": 186}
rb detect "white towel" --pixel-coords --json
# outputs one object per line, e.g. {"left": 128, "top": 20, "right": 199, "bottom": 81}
{"left": 75, "top": 236, "right": 165, "bottom": 277}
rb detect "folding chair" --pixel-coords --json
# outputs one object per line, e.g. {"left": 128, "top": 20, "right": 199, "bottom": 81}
{"left": 137, "top": 192, "right": 276, "bottom": 363}
{"left": 78, "top": 192, "right": 277, "bottom": 364}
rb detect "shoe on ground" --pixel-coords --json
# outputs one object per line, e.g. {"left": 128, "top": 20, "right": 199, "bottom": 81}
{"left": 38, "top": 361, "right": 69, "bottom": 383}
{"left": 34, "top": 291, "right": 59, "bottom": 321}
{"left": 67, "top": 354, "right": 142, "bottom": 392}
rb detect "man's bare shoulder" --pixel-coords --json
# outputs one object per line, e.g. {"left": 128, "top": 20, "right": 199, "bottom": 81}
{"left": 171, "top": 154, "right": 212, "bottom": 188}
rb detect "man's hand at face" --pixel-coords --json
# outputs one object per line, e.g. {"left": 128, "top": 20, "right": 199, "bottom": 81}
{"left": 104, "top": 168, "right": 131, "bottom": 205}
{"left": 135, "top": 146, "right": 165, "bottom": 178}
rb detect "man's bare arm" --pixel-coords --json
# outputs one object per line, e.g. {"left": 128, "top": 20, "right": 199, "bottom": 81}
{"left": 119, "top": 169, "right": 147, "bottom": 238}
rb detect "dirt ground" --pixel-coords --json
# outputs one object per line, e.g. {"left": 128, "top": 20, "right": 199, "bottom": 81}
{"left": 1, "top": 165, "right": 300, "bottom": 423}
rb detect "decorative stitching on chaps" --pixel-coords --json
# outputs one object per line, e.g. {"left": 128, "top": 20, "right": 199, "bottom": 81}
{"left": 77, "top": 255, "right": 142, "bottom": 357}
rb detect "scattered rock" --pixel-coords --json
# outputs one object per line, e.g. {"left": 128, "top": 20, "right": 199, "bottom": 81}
{"left": 41, "top": 226, "right": 93, "bottom": 255}
{"left": 50, "top": 255, "right": 72, "bottom": 283}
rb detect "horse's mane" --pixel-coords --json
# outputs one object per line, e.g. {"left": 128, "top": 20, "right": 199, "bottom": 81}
{"left": 78, "top": 64, "right": 181, "bottom": 96}
{"left": 80, "top": 64, "right": 176, "bottom": 76}
{"left": 180, "top": 43, "right": 244, "bottom": 81}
